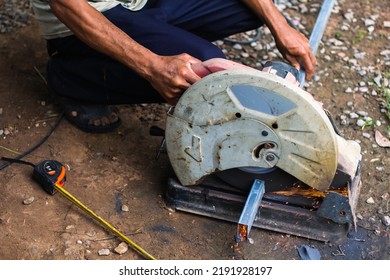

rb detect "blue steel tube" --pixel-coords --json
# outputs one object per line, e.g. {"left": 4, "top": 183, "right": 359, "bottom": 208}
{"left": 298, "top": 0, "right": 336, "bottom": 87}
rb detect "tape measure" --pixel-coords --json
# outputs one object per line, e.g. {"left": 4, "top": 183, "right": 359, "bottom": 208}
{"left": 33, "top": 160, "right": 66, "bottom": 195}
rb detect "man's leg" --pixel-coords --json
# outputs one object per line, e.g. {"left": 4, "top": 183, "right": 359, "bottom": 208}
{"left": 149, "top": 0, "right": 264, "bottom": 42}
{"left": 46, "top": 1, "right": 264, "bottom": 131}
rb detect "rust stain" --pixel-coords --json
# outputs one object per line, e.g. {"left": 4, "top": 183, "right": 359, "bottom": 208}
{"left": 272, "top": 183, "right": 348, "bottom": 199}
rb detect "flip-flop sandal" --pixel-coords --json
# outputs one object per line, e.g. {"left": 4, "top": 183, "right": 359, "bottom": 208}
{"left": 61, "top": 99, "right": 122, "bottom": 133}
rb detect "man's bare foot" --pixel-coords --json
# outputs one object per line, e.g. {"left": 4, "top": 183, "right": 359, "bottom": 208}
{"left": 62, "top": 98, "right": 122, "bottom": 133}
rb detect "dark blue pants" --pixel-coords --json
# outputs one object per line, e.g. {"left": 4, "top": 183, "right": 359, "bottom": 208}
{"left": 47, "top": 0, "right": 264, "bottom": 105}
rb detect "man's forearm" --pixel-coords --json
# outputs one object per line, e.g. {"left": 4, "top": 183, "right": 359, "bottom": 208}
{"left": 241, "top": 0, "right": 316, "bottom": 79}
{"left": 49, "top": 0, "right": 155, "bottom": 77}
{"left": 241, "top": 0, "right": 288, "bottom": 36}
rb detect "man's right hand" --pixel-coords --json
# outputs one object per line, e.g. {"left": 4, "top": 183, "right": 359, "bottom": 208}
{"left": 142, "top": 53, "right": 202, "bottom": 105}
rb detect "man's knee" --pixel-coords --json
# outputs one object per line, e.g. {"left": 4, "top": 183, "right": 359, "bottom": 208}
{"left": 192, "top": 42, "right": 225, "bottom": 61}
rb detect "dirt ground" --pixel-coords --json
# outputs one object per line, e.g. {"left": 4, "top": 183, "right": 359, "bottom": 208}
{"left": 0, "top": 0, "right": 389, "bottom": 260}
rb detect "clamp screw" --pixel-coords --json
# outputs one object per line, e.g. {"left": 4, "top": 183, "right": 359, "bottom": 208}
{"left": 266, "top": 154, "right": 275, "bottom": 162}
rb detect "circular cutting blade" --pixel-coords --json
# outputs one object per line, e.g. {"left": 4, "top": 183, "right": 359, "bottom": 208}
{"left": 215, "top": 167, "right": 302, "bottom": 193}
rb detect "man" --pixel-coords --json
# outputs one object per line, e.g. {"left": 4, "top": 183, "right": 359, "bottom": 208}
{"left": 31, "top": 0, "right": 316, "bottom": 132}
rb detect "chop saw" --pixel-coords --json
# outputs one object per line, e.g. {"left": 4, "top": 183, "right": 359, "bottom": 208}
{"left": 159, "top": 0, "right": 362, "bottom": 243}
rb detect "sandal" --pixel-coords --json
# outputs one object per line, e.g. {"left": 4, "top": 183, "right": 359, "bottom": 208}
{"left": 60, "top": 98, "right": 122, "bottom": 133}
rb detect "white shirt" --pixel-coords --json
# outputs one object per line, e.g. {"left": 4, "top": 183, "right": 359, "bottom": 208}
{"left": 30, "top": 0, "right": 149, "bottom": 39}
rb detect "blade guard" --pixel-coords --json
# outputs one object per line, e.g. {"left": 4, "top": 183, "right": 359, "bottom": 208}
{"left": 166, "top": 59, "right": 338, "bottom": 191}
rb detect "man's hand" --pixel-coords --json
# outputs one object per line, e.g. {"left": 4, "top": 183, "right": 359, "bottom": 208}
{"left": 241, "top": 0, "right": 317, "bottom": 80}
{"left": 273, "top": 25, "right": 316, "bottom": 80}
{"left": 142, "top": 54, "right": 202, "bottom": 105}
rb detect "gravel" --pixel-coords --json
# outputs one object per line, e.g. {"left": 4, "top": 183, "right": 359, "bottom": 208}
{"left": 0, "top": 0, "right": 31, "bottom": 34}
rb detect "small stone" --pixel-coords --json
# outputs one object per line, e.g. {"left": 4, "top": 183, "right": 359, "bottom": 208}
{"left": 3, "top": 128, "right": 10, "bottom": 135}
{"left": 0, "top": 129, "right": 3, "bottom": 136}
{"left": 345, "top": 87, "right": 353, "bottom": 93}
{"left": 338, "top": 52, "right": 346, "bottom": 58}
{"left": 382, "top": 216, "right": 390, "bottom": 226}
{"left": 233, "top": 43, "right": 242, "bottom": 50}
{"left": 354, "top": 52, "right": 366, "bottom": 60}
{"left": 343, "top": 10, "right": 354, "bottom": 22}
{"left": 381, "top": 193, "right": 389, "bottom": 200}
{"left": 373, "top": 76, "right": 382, "bottom": 86}
{"left": 362, "top": 132, "right": 371, "bottom": 139}
{"left": 376, "top": 166, "right": 384, "bottom": 171}
{"left": 76, "top": 240, "right": 83, "bottom": 245}
{"left": 356, "top": 213, "right": 363, "bottom": 220}
{"left": 380, "top": 50, "right": 390, "bottom": 56}
{"left": 356, "top": 119, "right": 366, "bottom": 127}
{"left": 358, "top": 70, "right": 367, "bottom": 76}
{"left": 121, "top": 205, "right": 129, "bottom": 212}
{"left": 363, "top": 116, "right": 372, "bottom": 123}
{"left": 357, "top": 111, "right": 368, "bottom": 117}
{"left": 65, "top": 225, "right": 76, "bottom": 231}
{"left": 370, "top": 15, "right": 380, "bottom": 21}
{"left": 358, "top": 87, "right": 368, "bottom": 93}
{"left": 0, "top": 108, "right": 3, "bottom": 114}
{"left": 364, "top": 19, "right": 375, "bottom": 27}
{"left": 98, "top": 248, "right": 111, "bottom": 256}
{"left": 349, "top": 112, "right": 359, "bottom": 119}
{"left": 94, "top": 152, "right": 104, "bottom": 157}
{"left": 114, "top": 242, "right": 128, "bottom": 255}
{"left": 340, "top": 119, "right": 349, "bottom": 126}
{"left": 366, "top": 197, "right": 375, "bottom": 204}
{"left": 329, "top": 38, "right": 344, "bottom": 46}
{"left": 384, "top": 21, "right": 390, "bottom": 28}
{"left": 86, "top": 231, "right": 97, "bottom": 237}
{"left": 23, "top": 197, "right": 35, "bottom": 205}
{"left": 348, "top": 58, "right": 358, "bottom": 65}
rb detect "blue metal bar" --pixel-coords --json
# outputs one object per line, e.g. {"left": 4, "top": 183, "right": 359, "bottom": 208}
{"left": 298, "top": 0, "right": 336, "bottom": 87}
{"left": 235, "top": 179, "right": 265, "bottom": 242}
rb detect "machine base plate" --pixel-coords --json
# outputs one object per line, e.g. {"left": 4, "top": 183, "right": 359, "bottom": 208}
{"left": 165, "top": 173, "right": 362, "bottom": 243}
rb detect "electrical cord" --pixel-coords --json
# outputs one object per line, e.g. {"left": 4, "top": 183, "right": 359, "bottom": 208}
{"left": 0, "top": 111, "right": 64, "bottom": 171}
